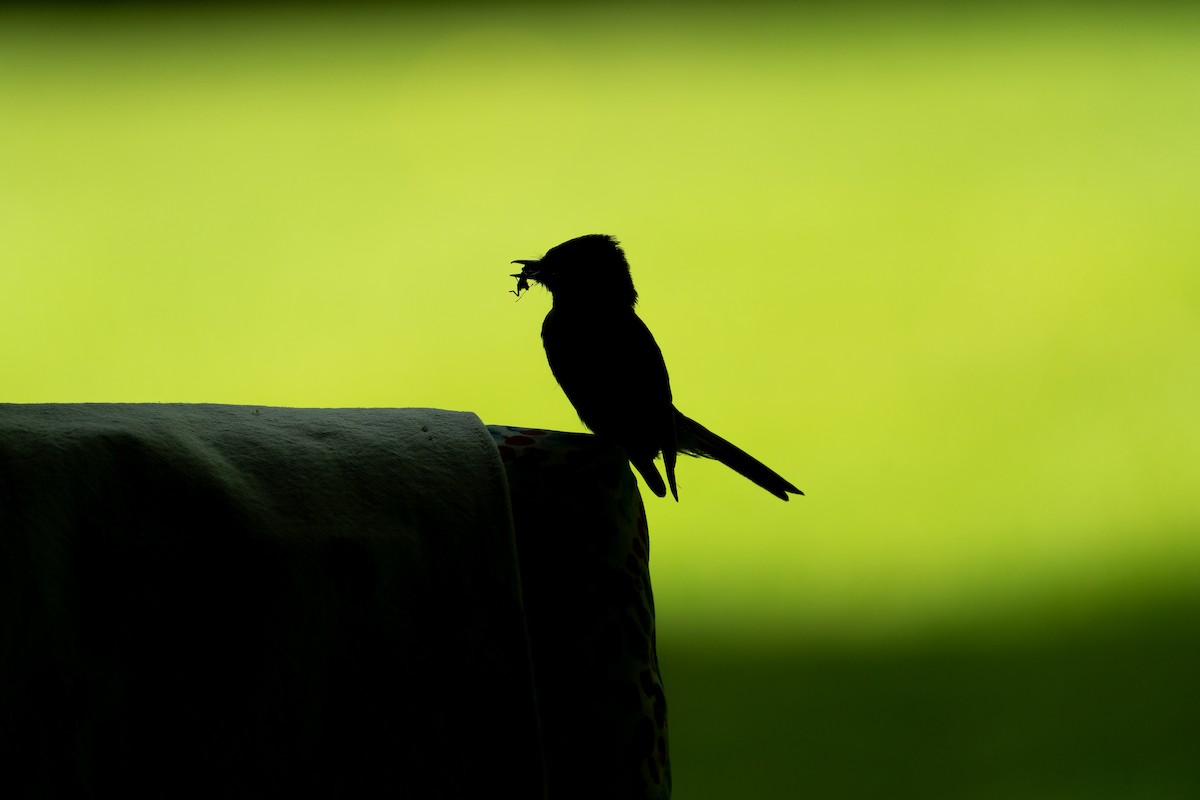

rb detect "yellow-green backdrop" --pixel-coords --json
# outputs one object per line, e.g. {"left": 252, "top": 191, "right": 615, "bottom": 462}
{"left": 3, "top": 4, "right": 1199, "bottom": 797}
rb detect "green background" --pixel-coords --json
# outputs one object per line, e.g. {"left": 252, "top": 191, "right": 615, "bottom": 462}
{"left": 3, "top": 4, "right": 1199, "bottom": 796}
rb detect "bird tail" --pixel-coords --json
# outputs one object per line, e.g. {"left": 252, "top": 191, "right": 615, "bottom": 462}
{"left": 674, "top": 412, "right": 803, "bottom": 501}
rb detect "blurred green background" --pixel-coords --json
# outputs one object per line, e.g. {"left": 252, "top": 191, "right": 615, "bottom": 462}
{"left": 3, "top": 3, "right": 1199, "bottom": 796}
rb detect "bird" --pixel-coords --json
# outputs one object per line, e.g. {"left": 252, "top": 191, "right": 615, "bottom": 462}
{"left": 510, "top": 234, "right": 802, "bottom": 502}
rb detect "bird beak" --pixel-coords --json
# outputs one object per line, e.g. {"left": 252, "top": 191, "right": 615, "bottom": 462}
{"left": 510, "top": 259, "right": 540, "bottom": 279}
{"left": 509, "top": 259, "right": 541, "bottom": 297}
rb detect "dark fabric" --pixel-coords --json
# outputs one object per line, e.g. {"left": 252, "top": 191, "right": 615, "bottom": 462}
{"left": 0, "top": 404, "right": 545, "bottom": 799}
{"left": 491, "top": 426, "right": 671, "bottom": 800}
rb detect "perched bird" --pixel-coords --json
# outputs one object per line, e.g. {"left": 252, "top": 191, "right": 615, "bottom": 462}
{"left": 511, "top": 234, "right": 802, "bottom": 501}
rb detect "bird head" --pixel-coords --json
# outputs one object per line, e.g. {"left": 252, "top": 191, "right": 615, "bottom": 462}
{"left": 511, "top": 234, "right": 638, "bottom": 308}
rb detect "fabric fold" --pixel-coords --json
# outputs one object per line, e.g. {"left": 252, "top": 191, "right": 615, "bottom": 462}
{"left": 0, "top": 403, "right": 544, "bottom": 798}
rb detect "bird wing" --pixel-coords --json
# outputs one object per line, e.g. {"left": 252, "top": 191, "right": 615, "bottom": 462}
{"left": 541, "top": 307, "right": 676, "bottom": 462}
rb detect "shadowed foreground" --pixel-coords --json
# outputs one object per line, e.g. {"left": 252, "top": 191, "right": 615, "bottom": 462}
{"left": 664, "top": 588, "right": 1200, "bottom": 799}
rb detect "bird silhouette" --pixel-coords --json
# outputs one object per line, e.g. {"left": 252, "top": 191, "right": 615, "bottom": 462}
{"left": 511, "top": 234, "right": 802, "bottom": 501}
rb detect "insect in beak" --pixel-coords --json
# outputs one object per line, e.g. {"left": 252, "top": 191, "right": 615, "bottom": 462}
{"left": 510, "top": 274, "right": 531, "bottom": 298}
{"left": 509, "top": 259, "right": 540, "bottom": 298}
